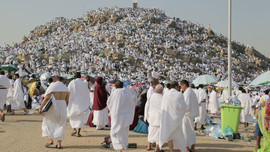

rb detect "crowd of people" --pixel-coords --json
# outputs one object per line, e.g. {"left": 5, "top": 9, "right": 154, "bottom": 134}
{"left": 0, "top": 69, "right": 269, "bottom": 152}
{"left": 0, "top": 6, "right": 270, "bottom": 152}
{"left": 0, "top": 7, "right": 268, "bottom": 86}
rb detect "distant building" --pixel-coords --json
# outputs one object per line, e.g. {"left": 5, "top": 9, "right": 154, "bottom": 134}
{"left": 133, "top": 0, "right": 138, "bottom": 9}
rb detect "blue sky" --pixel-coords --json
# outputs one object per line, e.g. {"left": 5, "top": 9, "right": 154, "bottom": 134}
{"left": 0, "top": 0, "right": 269, "bottom": 56}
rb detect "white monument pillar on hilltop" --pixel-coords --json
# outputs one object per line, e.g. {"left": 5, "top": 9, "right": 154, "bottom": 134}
{"left": 133, "top": 0, "right": 138, "bottom": 9}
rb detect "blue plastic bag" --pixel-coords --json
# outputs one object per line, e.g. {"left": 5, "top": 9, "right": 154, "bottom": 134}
{"left": 133, "top": 118, "right": 148, "bottom": 134}
{"left": 248, "top": 117, "right": 256, "bottom": 123}
{"left": 232, "top": 97, "right": 241, "bottom": 106}
{"left": 205, "top": 115, "right": 213, "bottom": 126}
{"left": 223, "top": 126, "right": 234, "bottom": 138}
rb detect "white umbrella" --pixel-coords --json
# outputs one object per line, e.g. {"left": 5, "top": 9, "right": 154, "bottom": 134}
{"left": 192, "top": 75, "right": 218, "bottom": 87}
{"left": 249, "top": 71, "right": 270, "bottom": 87}
{"left": 215, "top": 80, "right": 238, "bottom": 88}
{"left": 40, "top": 72, "right": 51, "bottom": 81}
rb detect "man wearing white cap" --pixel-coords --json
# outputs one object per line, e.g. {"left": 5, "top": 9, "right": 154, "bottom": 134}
{"left": 147, "top": 84, "right": 164, "bottom": 152}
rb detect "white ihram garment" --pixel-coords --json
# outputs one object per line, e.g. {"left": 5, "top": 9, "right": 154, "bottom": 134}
{"left": 183, "top": 88, "right": 199, "bottom": 147}
{"left": 208, "top": 91, "right": 219, "bottom": 114}
{"left": 147, "top": 93, "right": 163, "bottom": 144}
{"left": 42, "top": 82, "right": 69, "bottom": 140}
{"left": 92, "top": 107, "right": 109, "bottom": 129}
{"left": 89, "top": 83, "right": 96, "bottom": 108}
{"left": 67, "top": 78, "right": 90, "bottom": 129}
{"left": 195, "top": 88, "right": 207, "bottom": 126}
{"left": 238, "top": 93, "right": 252, "bottom": 123}
{"left": 13, "top": 78, "right": 25, "bottom": 109}
{"left": 144, "top": 86, "right": 155, "bottom": 122}
{"left": 6, "top": 79, "right": 19, "bottom": 109}
{"left": 159, "top": 89, "right": 187, "bottom": 152}
{"left": 6, "top": 79, "right": 13, "bottom": 105}
{"left": 0, "top": 75, "right": 10, "bottom": 110}
{"left": 107, "top": 88, "right": 136, "bottom": 150}
{"left": 221, "top": 89, "right": 229, "bottom": 103}
{"left": 163, "top": 88, "right": 169, "bottom": 94}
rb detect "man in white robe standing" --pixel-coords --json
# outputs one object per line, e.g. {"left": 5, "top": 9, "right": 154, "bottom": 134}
{"left": 190, "top": 84, "right": 198, "bottom": 96}
{"left": 144, "top": 79, "right": 159, "bottom": 122}
{"left": 221, "top": 88, "right": 229, "bottom": 103}
{"left": 107, "top": 81, "right": 136, "bottom": 152}
{"left": 195, "top": 84, "right": 207, "bottom": 130}
{"left": 6, "top": 75, "right": 17, "bottom": 114}
{"left": 163, "top": 83, "right": 170, "bottom": 94}
{"left": 238, "top": 89, "right": 252, "bottom": 127}
{"left": 67, "top": 72, "right": 90, "bottom": 137}
{"left": 0, "top": 70, "right": 11, "bottom": 121}
{"left": 180, "top": 80, "right": 199, "bottom": 152}
{"left": 208, "top": 87, "right": 219, "bottom": 115}
{"left": 147, "top": 84, "right": 164, "bottom": 152}
{"left": 13, "top": 74, "right": 28, "bottom": 114}
{"left": 159, "top": 81, "right": 187, "bottom": 152}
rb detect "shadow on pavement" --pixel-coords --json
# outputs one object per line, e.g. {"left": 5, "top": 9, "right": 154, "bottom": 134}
{"left": 129, "top": 134, "right": 148, "bottom": 138}
{"left": 83, "top": 134, "right": 109, "bottom": 137}
{"left": 83, "top": 133, "right": 148, "bottom": 138}
{"left": 197, "top": 149, "right": 251, "bottom": 152}
{"left": 16, "top": 119, "right": 42, "bottom": 122}
{"left": 197, "top": 143, "right": 253, "bottom": 148}
{"left": 64, "top": 145, "right": 102, "bottom": 149}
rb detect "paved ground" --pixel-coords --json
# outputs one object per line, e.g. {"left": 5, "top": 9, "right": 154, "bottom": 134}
{"left": 0, "top": 111, "right": 256, "bottom": 152}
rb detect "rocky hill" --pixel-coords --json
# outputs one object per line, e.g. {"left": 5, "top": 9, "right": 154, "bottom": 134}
{"left": 1, "top": 7, "right": 269, "bottom": 83}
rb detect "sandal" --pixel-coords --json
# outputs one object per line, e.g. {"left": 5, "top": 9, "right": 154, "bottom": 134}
{"left": 45, "top": 142, "right": 53, "bottom": 148}
{"left": 71, "top": 131, "right": 77, "bottom": 136}
{"left": 1, "top": 114, "right": 5, "bottom": 122}
{"left": 77, "top": 134, "right": 82, "bottom": 137}
{"left": 55, "top": 145, "right": 63, "bottom": 149}
{"left": 147, "top": 148, "right": 152, "bottom": 151}
{"left": 155, "top": 150, "right": 165, "bottom": 152}
{"left": 23, "top": 111, "right": 29, "bottom": 115}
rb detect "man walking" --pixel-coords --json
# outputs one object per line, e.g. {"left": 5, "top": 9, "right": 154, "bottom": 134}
{"left": 67, "top": 72, "right": 90, "bottom": 137}
{"left": 107, "top": 81, "right": 136, "bottom": 152}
